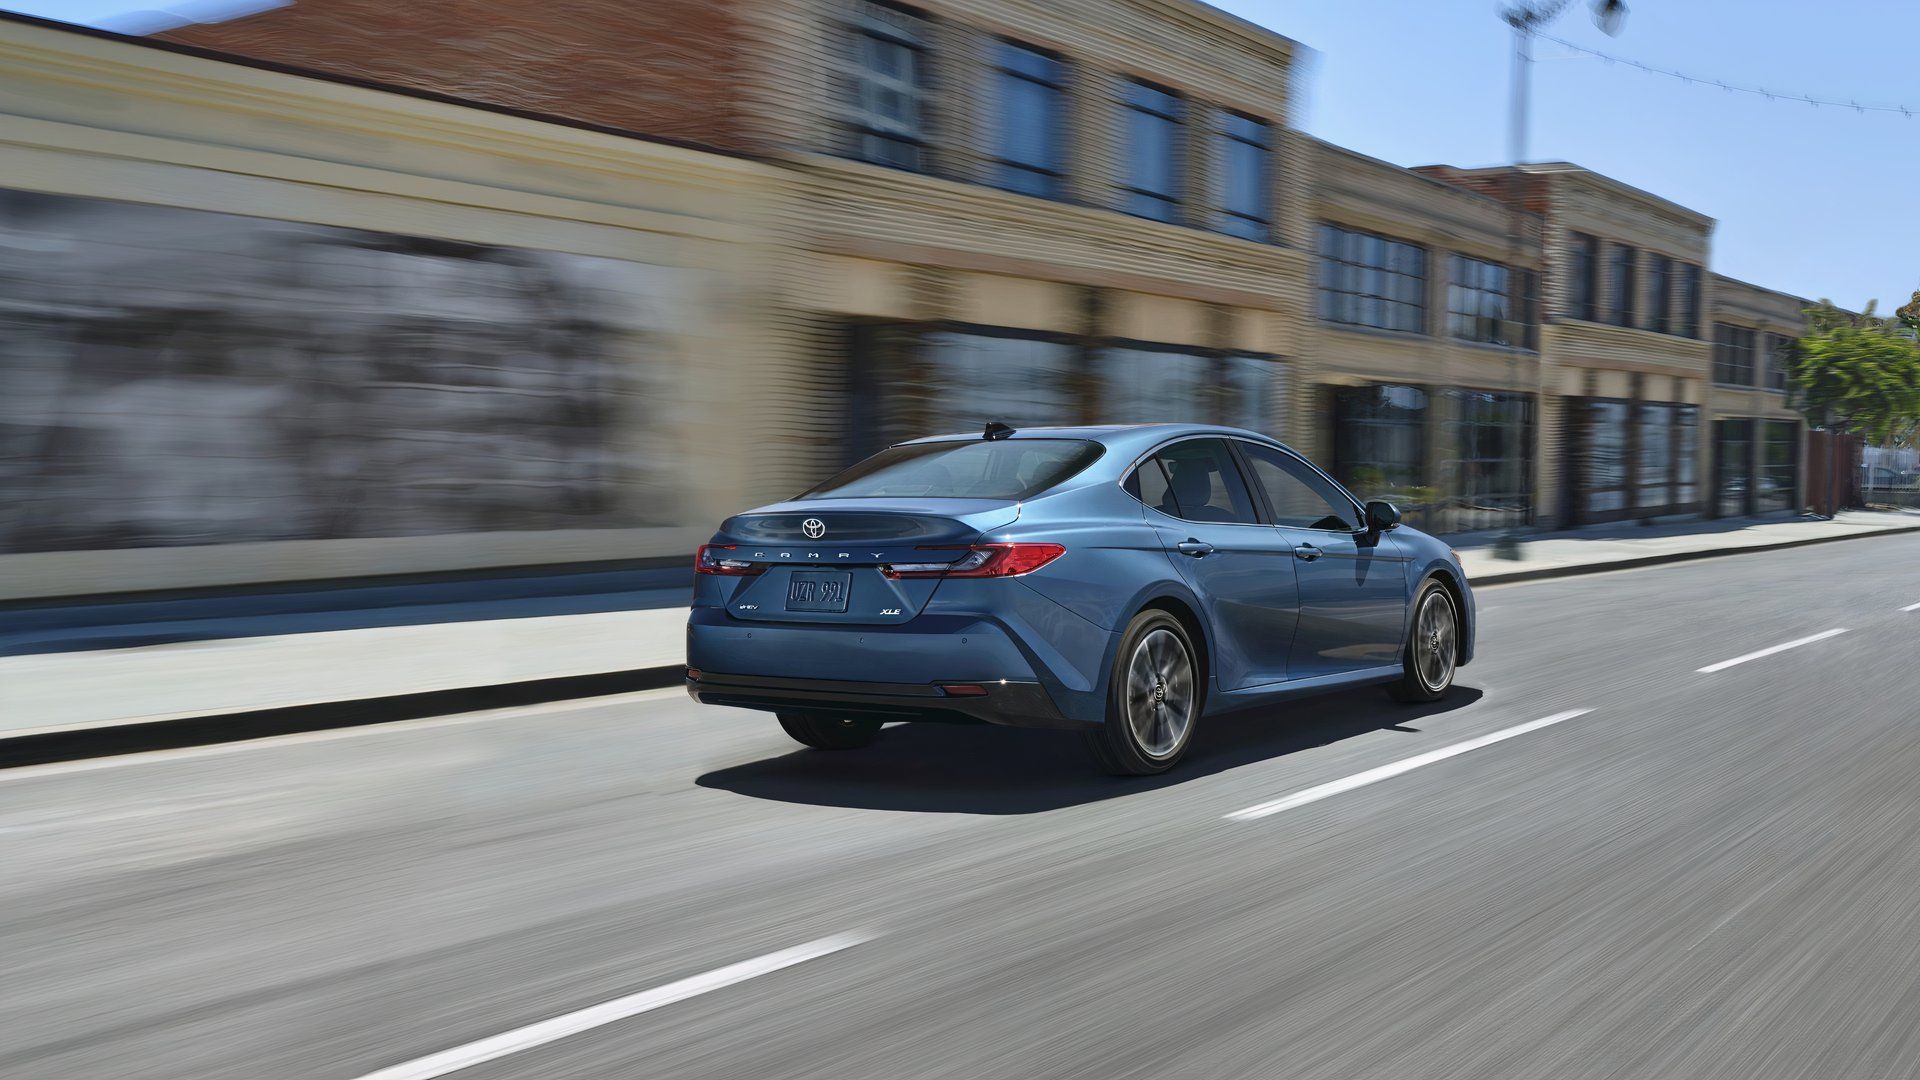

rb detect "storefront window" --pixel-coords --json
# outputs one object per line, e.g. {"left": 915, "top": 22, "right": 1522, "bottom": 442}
{"left": 1715, "top": 418, "right": 1754, "bottom": 517}
{"left": 1441, "top": 389, "right": 1532, "bottom": 532}
{"left": 1332, "top": 384, "right": 1429, "bottom": 501}
{"left": 1583, "top": 400, "right": 1631, "bottom": 515}
{"left": 1098, "top": 347, "right": 1279, "bottom": 432}
{"left": 1635, "top": 403, "right": 1674, "bottom": 510}
{"left": 1758, "top": 420, "right": 1799, "bottom": 512}
{"left": 1674, "top": 406, "right": 1700, "bottom": 507}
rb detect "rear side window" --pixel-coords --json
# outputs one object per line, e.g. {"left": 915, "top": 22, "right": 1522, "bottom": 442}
{"left": 1130, "top": 439, "right": 1258, "bottom": 524}
{"left": 804, "top": 439, "right": 1103, "bottom": 500}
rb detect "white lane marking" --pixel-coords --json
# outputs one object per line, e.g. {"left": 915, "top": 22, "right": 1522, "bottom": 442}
{"left": 0, "top": 687, "right": 684, "bottom": 785}
{"left": 1902, "top": 601, "right": 1920, "bottom": 612}
{"left": 1225, "top": 710, "right": 1592, "bottom": 822}
{"left": 1695, "top": 628, "right": 1849, "bottom": 674}
{"left": 352, "top": 933, "right": 872, "bottom": 1080}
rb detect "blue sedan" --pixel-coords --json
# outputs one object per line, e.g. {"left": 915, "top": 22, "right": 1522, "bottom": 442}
{"left": 686, "top": 423, "right": 1474, "bottom": 774}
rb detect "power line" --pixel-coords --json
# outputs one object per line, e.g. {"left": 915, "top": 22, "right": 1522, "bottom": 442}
{"left": 1538, "top": 32, "right": 1916, "bottom": 118}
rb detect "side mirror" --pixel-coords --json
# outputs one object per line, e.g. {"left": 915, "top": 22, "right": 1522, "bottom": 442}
{"left": 1364, "top": 500, "right": 1401, "bottom": 532}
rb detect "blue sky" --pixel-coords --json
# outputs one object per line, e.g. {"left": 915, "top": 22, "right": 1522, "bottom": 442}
{"left": 10, "top": 0, "right": 1914, "bottom": 309}
{"left": 1214, "top": 0, "right": 1917, "bottom": 311}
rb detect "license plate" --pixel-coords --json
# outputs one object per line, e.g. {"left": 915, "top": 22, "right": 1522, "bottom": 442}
{"left": 785, "top": 571, "right": 851, "bottom": 613}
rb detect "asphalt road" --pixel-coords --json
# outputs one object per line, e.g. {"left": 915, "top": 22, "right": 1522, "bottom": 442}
{"left": 5, "top": 533, "right": 1920, "bottom": 1079}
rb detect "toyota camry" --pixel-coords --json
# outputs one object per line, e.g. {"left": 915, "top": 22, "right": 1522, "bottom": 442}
{"left": 686, "top": 423, "right": 1474, "bottom": 774}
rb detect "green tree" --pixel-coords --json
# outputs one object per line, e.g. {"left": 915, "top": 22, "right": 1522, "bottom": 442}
{"left": 1792, "top": 299, "right": 1920, "bottom": 445}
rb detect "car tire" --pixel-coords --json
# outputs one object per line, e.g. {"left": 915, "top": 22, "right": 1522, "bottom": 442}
{"left": 1084, "top": 610, "right": 1201, "bottom": 775}
{"left": 777, "top": 712, "right": 882, "bottom": 750}
{"left": 1387, "top": 579, "right": 1459, "bottom": 703}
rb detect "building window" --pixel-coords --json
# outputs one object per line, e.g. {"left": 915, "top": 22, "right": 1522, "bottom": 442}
{"left": 1122, "top": 80, "right": 1183, "bottom": 223}
{"left": 1446, "top": 255, "right": 1516, "bottom": 345}
{"left": 992, "top": 42, "right": 1066, "bottom": 198}
{"left": 1714, "top": 418, "right": 1754, "bottom": 516}
{"left": 1608, "top": 243, "right": 1636, "bottom": 327}
{"left": 845, "top": 2, "right": 928, "bottom": 171}
{"left": 1568, "top": 232, "right": 1598, "bottom": 321}
{"left": 1647, "top": 253, "right": 1672, "bottom": 334}
{"left": 1330, "top": 383, "right": 1429, "bottom": 500}
{"left": 1096, "top": 347, "right": 1280, "bottom": 431}
{"left": 1441, "top": 389, "right": 1533, "bottom": 533}
{"left": 1713, "top": 323, "right": 1757, "bottom": 386}
{"left": 1759, "top": 419, "right": 1798, "bottom": 512}
{"left": 1764, "top": 332, "right": 1794, "bottom": 392}
{"left": 1214, "top": 112, "right": 1270, "bottom": 241}
{"left": 1317, "top": 224, "right": 1426, "bottom": 334}
{"left": 851, "top": 325, "right": 1077, "bottom": 453}
{"left": 1679, "top": 263, "right": 1702, "bottom": 338}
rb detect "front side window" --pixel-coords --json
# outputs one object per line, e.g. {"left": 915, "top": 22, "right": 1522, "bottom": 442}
{"left": 805, "top": 438, "right": 1102, "bottom": 500}
{"left": 1136, "top": 439, "right": 1258, "bottom": 524}
{"left": 993, "top": 42, "right": 1065, "bottom": 198}
{"left": 1447, "top": 254, "right": 1513, "bottom": 345}
{"left": 1318, "top": 223, "right": 1426, "bottom": 334}
{"left": 1713, "top": 323, "right": 1757, "bottom": 386}
{"left": 845, "top": 3, "right": 928, "bottom": 170}
{"left": 1608, "top": 243, "right": 1636, "bottom": 327}
{"left": 1568, "top": 232, "right": 1598, "bottom": 321}
{"left": 1237, "top": 442, "right": 1360, "bottom": 532}
{"left": 1215, "top": 112, "right": 1270, "bottom": 241}
{"left": 1122, "top": 80, "right": 1183, "bottom": 223}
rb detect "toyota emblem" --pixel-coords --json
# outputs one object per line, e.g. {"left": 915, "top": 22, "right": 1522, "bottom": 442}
{"left": 801, "top": 517, "right": 826, "bottom": 539}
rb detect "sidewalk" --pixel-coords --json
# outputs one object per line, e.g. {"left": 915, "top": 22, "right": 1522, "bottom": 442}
{"left": 6, "top": 510, "right": 1917, "bottom": 738}
{"left": 1455, "top": 509, "right": 1920, "bottom": 584}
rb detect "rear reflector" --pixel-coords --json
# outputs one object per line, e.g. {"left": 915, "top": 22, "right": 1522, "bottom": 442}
{"left": 939, "top": 683, "right": 988, "bottom": 697}
{"left": 885, "top": 542, "right": 1066, "bottom": 579}
{"left": 686, "top": 668, "right": 703, "bottom": 681}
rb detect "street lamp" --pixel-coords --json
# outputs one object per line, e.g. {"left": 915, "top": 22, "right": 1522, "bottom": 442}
{"left": 1490, "top": 0, "right": 1626, "bottom": 559}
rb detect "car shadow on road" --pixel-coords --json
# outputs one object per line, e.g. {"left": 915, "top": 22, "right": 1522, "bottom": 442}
{"left": 694, "top": 685, "right": 1484, "bottom": 815}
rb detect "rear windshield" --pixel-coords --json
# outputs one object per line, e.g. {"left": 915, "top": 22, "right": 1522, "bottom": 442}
{"left": 803, "top": 439, "right": 1104, "bottom": 500}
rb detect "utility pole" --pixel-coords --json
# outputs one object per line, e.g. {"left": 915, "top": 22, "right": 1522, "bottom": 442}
{"left": 1491, "top": 0, "right": 1625, "bottom": 558}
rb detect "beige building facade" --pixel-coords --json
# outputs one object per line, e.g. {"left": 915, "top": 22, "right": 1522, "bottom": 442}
{"left": 0, "top": 18, "right": 782, "bottom": 598}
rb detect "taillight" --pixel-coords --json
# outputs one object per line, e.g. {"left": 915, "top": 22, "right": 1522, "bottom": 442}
{"left": 885, "top": 543, "right": 1066, "bottom": 579}
{"left": 694, "top": 544, "right": 761, "bottom": 576}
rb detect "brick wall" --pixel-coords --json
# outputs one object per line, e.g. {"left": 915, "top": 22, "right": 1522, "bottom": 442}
{"left": 157, "top": 0, "right": 751, "bottom": 150}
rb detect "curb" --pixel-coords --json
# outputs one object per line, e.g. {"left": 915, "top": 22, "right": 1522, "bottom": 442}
{"left": 0, "top": 665, "right": 685, "bottom": 766}
{"left": 1469, "top": 522, "right": 1920, "bottom": 586}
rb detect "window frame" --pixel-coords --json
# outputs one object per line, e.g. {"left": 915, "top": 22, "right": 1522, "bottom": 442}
{"left": 1446, "top": 253, "right": 1517, "bottom": 346}
{"left": 1567, "top": 231, "right": 1599, "bottom": 322}
{"left": 1120, "top": 435, "right": 1263, "bottom": 526}
{"left": 1713, "top": 322, "right": 1758, "bottom": 387}
{"left": 1607, "top": 242, "right": 1637, "bottom": 328}
{"left": 1646, "top": 252, "right": 1672, "bottom": 335}
{"left": 843, "top": 1, "right": 931, "bottom": 172}
{"left": 1317, "top": 222, "right": 1428, "bottom": 335}
{"left": 990, "top": 39, "right": 1068, "bottom": 199}
{"left": 1214, "top": 110, "right": 1271, "bottom": 241}
{"left": 1228, "top": 437, "right": 1367, "bottom": 534}
{"left": 1121, "top": 78, "right": 1185, "bottom": 223}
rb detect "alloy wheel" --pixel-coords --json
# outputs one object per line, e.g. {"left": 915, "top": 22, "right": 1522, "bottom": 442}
{"left": 1415, "top": 589, "right": 1457, "bottom": 693}
{"left": 1126, "top": 627, "right": 1195, "bottom": 759}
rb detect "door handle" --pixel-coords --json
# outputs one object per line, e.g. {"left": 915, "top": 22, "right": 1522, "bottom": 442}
{"left": 1293, "top": 544, "right": 1323, "bottom": 562}
{"left": 1176, "top": 539, "right": 1214, "bottom": 558}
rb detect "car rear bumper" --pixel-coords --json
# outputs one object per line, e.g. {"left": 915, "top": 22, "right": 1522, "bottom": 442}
{"left": 685, "top": 671, "right": 1090, "bottom": 730}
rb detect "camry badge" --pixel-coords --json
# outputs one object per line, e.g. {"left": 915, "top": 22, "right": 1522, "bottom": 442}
{"left": 801, "top": 517, "right": 826, "bottom": 539}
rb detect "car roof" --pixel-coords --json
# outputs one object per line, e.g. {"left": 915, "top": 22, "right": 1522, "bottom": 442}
{"left": 898, "top": 423, "right": 1296, "bottom": 459}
